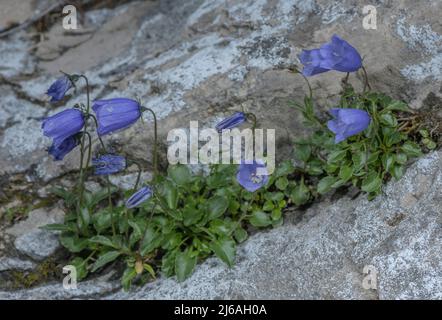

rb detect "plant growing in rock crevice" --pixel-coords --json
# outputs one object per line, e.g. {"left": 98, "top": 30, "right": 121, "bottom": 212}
{"left": 39, "top": 35, "right": 438, "bottom": 290}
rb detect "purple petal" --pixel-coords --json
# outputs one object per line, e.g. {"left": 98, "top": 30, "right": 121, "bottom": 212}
{"left": 92, "top": 98, "right": 141, "bottom": 136}
{"left": 42, "top": 109, "right": 84, "bottom": 146}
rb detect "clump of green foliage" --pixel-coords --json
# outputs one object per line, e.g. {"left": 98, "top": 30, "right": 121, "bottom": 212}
{"left": 41, "top": 78, "right": 438, "bottom": 290}
{"left": 44, "top": 163, "right": 294, "bottom": 289}
{"left": 290, "top": 84, "right": 437, "bottom": 200}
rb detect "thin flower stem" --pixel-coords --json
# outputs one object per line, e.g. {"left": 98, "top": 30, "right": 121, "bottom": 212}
{"left": 361, "top": 66, "right": 371, "bottom": 92}
{"left": 131, "top": 160, "right": 143, "bottom": 191}
{"left": 343, "top": 72, "right": 350, "bottom": 87}
{"left": 84, "top": 131, "right": 93, "bottom": 173}
{"left": 287, "top": 68, "right": 313, "bottom": 100}
{"left": 106, "top": 176, "right": 116, "bottom": 236}
{"left": 87, "top": 114, "right": 107, "bottom": 152}
{"left": 79, "top": 75, "right": 90, "bottom": 110}
{"left": 78, "top": 75, "right": 90, "bottom": 209}
{"left": 142, "top": 107, "right": 158, "bottom": 178}
{"left": 245, "top": 112, "right": 257, "bottom": 130}
{"left": 301, "top": 73, "right": 313, "bottom": 100}
{"left": 245, "top": 112, "right": 257, "bottom": 159}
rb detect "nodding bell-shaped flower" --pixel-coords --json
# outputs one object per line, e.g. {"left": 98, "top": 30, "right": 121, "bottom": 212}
{"left": 236, "top": 159, "right": 269, "bottom": 192}
{"left": 46, "top": 76, "right": 73, "bottom": 102}
{"left": 92, "top": 98, "right": 141, "bottom": 136}
{"left": 298, "top": 35, "right": 362, "bottom": 77}
{"left": 42, "top": 108, "right": 85, "bottom": 147}
{"left": 327, "top": 108, "right": 371, "bottom": 143}
{"left": 125, "top": 186, "right": 153, "bottom": 209}
{"left": 215, "top": 112, "right": 246, "bottom": 132}
{"left": 48, "top": 135, "right": 80, "bottom": 161}
{"left": 92, "top": 154, "right": 126, "bottom": 175}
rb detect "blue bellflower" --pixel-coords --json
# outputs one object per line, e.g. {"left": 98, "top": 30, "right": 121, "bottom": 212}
{"left": 216, "top": 112, "right": 246, "bottom": 132}
{"left": 42, "top": 108, "right": 85, "bottom": 147}
{"left": 125, "top": 186, "right": 153, "bottom": 209}
{"left": 48, "top": 135, "right": 80, "bottom": 161}
{"left": 92, "top": 154, "right": 126, "bottom": 175}
{"left": 236, "top": 160, "right": 269, "bottom": 192}
{"left": 92, "top": 98, "right": 141, "bottom": 136}
{"left": 46, "top": 76, "right": 73, "bottom": 102}
{"left": 299, "top": 35, "right": 362, "bottom": 76}
{"left": 327, "top": 108, "right": 371, "bottom": 143}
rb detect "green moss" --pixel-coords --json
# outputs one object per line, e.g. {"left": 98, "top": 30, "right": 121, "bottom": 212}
{"left": 10, "top": 259, "right": 59, "bottom": 289}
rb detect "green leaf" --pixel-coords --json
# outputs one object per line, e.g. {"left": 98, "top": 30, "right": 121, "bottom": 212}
{"left": 209, "top": 219, "right": 235, "bottom": 235}
{"left": 381, "top": 154, "right": 395, "bottom": 172}
{"left": 140, "top": 226, "right": 161, "bottom": 256}
{"left": 379, "top": 113, "right": 398, "bottom": 127}
{"left": 182, "top": 204, "right": 203, "bottom": 226}
{"left": 168, "top": 165, "right": 192, "bottom": 186}
{"left": 161, "top": 180, "right": 178, "bottom": 210}
{"left": 317, "top": 176, "right": 338, "bottom": 195}
{"left": 265, "top": 192, "right": 285, "bottom": 202}
{"left": 89, "top": 235, "right": 118, "bottom": 249}
{"left": 50, "top": 187, "right": 76, "bottom": 207}
{"left": 386, "top": 100, "right": 410, "bottom": 112}
{"left": 278, "top": 199, "right": 287, "bottom": 208}
{"left": 80, "top": 207, "right": 91, "bottom": 227}
{"left": 306, "top": 159, "right": 324, "bottom": 176}
{"left": 161, "top": 250, "right": 178, "bottom": 277}
{"left": 249, "top": 211, "right": 272, "bottom": 227}
{"left": 419, "top": 129, "right": 429, "bottom": 138}
{"left": 69, "top": 257, "right": 88, "bottom": 281}
{"left": 290, "top": 180, "right": 310, "bottom": 206}
{"left": 294, "top": 144, "right": 311, "bottom": 162}
{"left": 327, "top": 150, "right": 347, "bottom": 164}
{"left": 40, "top": 223, "right": 75, "bottom": 232}
{"left": 128, "top": 220, "right": 143, "bottom": 238}
{"left": 91, "top": 251, "right": 121, "bottom": 272}
{"left": 401, "top": 141, "right": 422, "bottom": 157}
{"left": 274, "top": 160, "right": 295, "bottom": 177}
{"left": 331, "top": 179, "right": 345, "bottom": 188}
{"left": 391, "top": 164, "right": 404, "bottom": 180}
{"left": 338, "top": 165, "right": 353, "bottom": 182}
{"left": 367, "top": 151, "right": 381, "bottom": 164}
{"left": 143, "top": 263, "right": 156, "bottom": 279}
{"left": 384, "top": 131, "right": 403, "bottom": 147}
{"left": 234, "top": 227, "right": 248, "bottom": 243}
{"left": 352, "top": 150, "right": 367, "bottom": 173}
{"left": 207, "top": 196, "right": 229, "bottom": 220}
{"left": 121, "top": 267, "right": 137, "bottom": 291}
{"left": 210, "top": 238, "right": 236, "bottom": 267}
{"left": 275, "top": 176, "right": 289, "bottom": 191}
{"left": 161, "top": 232, "right": 182, "bottom": 250}
{"left": 395, "top": 153, "right": 407, "bottom": 165}
{"left": 361, "top": 172, "right": 382, "bottom": 193}
{"left": 60, "top": 234, "right": 88, "bottom": 253}
{"left": 128, "top": 220, "right": 144, "bottom": 247}
{"left": 262, "top": 200, "right": 275, "bottom": 211}
{"left": 93, "top": 209, "right": 112, "bottom": 233}
{"left": 175, "top": 250, "right": 197, "bottom": 282}
{"left": 422, "top": 138, "right": 437, "bottom": 150}
{"left": 271, "top": 208, "right": 282, "bottom": 220}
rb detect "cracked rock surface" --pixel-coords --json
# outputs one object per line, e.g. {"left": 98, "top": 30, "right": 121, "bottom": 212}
{"left": 0, "top": 0, "right": 441, "bottom": 299}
